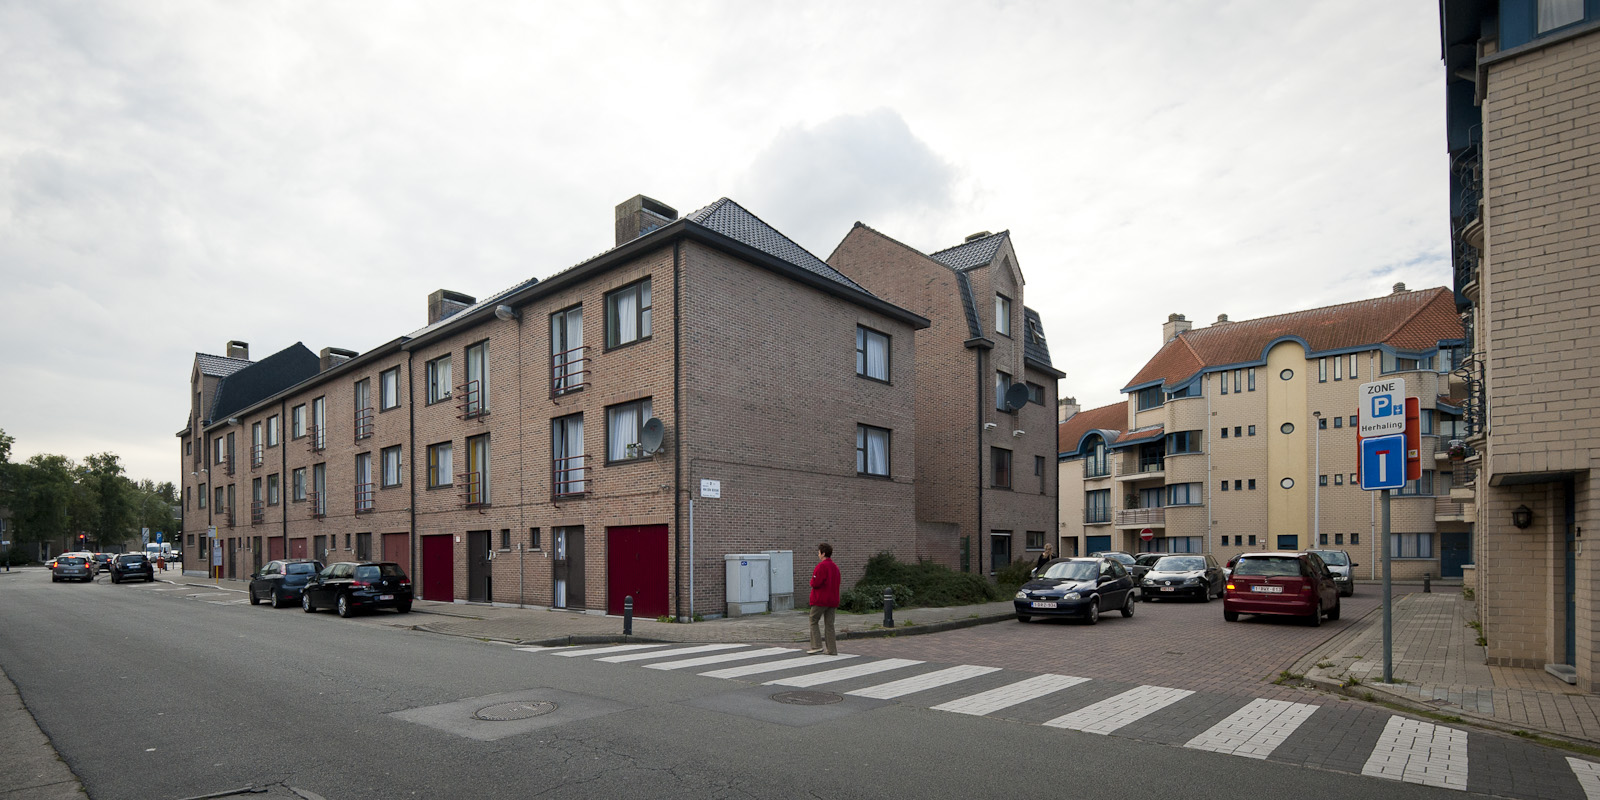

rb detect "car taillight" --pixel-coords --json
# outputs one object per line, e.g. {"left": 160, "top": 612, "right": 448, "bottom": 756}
{"left": 1225, "top": 583, "right": 1235, "bottom": 591}
{"left": 398, "top": 580, "right": 411, "bottom": 587}
{"left": 353, "top": 580, "right": 373, "bottom": 589}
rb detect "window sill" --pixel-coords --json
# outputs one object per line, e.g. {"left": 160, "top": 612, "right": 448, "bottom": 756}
{"left": 426, "top": 397, "right": 453, "bottom": 406}
{"left": 857, "top": 472, "right": 892, "bottom": 480}
{"left": 427, "top": 484, "right": 455, "bottom": 491}
{"left": 607, "top": 455, "right": 651, "bottom": 467}
{"left": 857, "top": 375, "right": 892, "bottom": 386}
{"left": 604, "top": 335, "right": 652, "bottom": 354}
{"left": 380, "top": 483, "right": 401, "bottom": 490}
{"left": 379, "top": 405, "right": 401, "bottom": 414}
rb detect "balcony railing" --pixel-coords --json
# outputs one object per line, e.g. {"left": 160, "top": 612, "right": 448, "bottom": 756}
{"left": 457, "top": 472, "right": 486, "bottom": 508}
{"left": 354, "top": 482, "right": 374, "bottom": 514}
{"left": 308, "top": 491, "right": 325, "bottom": 519}
{"left": 1083, "top": 460, "right": 1111, "bottom": 479}
{"left": 251, "top": 501, "right": 264, "bottom": 525}
{"left": 223, "top": 508, "right": 235, "bottom": 528}
{"left": 1115, "top": 458, "right": 1165, "bottom": 478}
{"left": 551, "top": 345, "right": 590, "bottom": 397}
{"left": 1452, "top": 352, "right": 1486, "bottom": 439}
{"left": 307, "top": 425, "right": 325, "bottom": 453}
{"left": 1435, "top": 497, "right": 1471, "bottom": 520}
{"left": 1115, "top": 508, "right": 1165, "bottom": 527}
{"left": 354, "top": 407, "right": 374, "bottom": 441}
{"left": 553, "top": 455, "right": 587, "bottom": 498}
{"left": 456, "top": 380, "right": 486, "bottom": 420}
{"left": 223, "top": 457, "right": 235, "bottom": 477}
{"left": 1084, "top": 508, "right": 1111, "bottom": 524}
{"left": 251, "top": 444, "right": 263, "bottom": 470}
{"left": 1450, "top": 140, "right": 1483, "bottom": 299}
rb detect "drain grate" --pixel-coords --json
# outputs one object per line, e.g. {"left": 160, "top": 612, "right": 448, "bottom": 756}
{"left": 770, "top": 690, "right": 844, "bottom": 706}
{"left": 473, "top": 700, "right": 557, "bottom": 721}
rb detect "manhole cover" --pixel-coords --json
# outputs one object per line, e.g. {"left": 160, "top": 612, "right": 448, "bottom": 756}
{"left": 473, "top": 701, "right": 557, "bottom": 721}
{"left": 770, "top": 690, "right": 844, "bottom": 706}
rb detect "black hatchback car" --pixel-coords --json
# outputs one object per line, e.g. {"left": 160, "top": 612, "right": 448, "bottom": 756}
{"left": 110, "top": 553, "right": 155, "bottom": 583}
{"left": 1140, "top": 553, "right": 1226, "bottom": 601}
{"left": 1014, "top": 557, "right": 1136, "bottom": 625}
{"left": 248, "top": 559, "right": 324, "bottom": 608}
{"left": 302, "top": 562, "right": 414, "bottom": 617}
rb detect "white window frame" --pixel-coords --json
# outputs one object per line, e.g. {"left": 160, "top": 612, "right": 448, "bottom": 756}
{"left": 995, "top": 294, "right": 1011, "bottom": 336}
{"left": 606, "top": 398, "right": 654, "bottom": 462}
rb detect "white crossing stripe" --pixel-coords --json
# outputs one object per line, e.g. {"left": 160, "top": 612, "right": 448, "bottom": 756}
{"left": 1184, "top": 698, "right": 1320, "bottom": 759}
{"left": 520, "top": 644, "right": 669, "bottom": 657}
{"left": 1568, "top": 757, "right": 1600, "bottom": 800}
{"left": 931, "top": 673, "right": 1090, "bottom": 716}
{"left": 645, "top": 647, "right": 799, "bottom": 671}
{"left": 596, "top": 643, "right": 745, "bottom": 663}
{"left": 1361, "top": 715, "right": 1469, "bottom": 790}
{"left": 700, "top": 654, "right": 857, "bottom": 679}
{"left": 765, "top": 658, "right": 923, "bottom": 688}
{"left": 846, "top": 664, "right": 1001, "bottom": 699}
{"left": 1044, "top": 685, "right": 1194, "bottom": 735}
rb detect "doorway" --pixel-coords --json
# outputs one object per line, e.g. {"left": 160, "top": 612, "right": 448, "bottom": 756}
{"left": 990, "top": 533, "right": 1011, "bottom": 574}
{"left": 467, "top": 530, "right": 491, "bottom": 604}
{"left": 420, "top": 534, "right": 454, "bottom": 602}
{"left": 1439, "top": 531, "right": 1471, "bottom": 578}
{"left": 607, "top": 525, "right": 668, "bottom": 617}
{"left": 227, "top": 538, "right": 237, "bottom": 579}
{"left": 290, "top": 538, "right": 307, "bottom": 559}
{"left": 382, "top": 532, "right": 410, "bottom": 576}
{"left": 269, "top": 537, "right": 284, "bottom": 561}
{"left": 313, "top": 535, "right": 327, "bottom": 562}
{"left": 553, "top": 527, "right": 585, "bottom": 609}
{"left": 252, "top": 537, "right": 263, "bottom": 574}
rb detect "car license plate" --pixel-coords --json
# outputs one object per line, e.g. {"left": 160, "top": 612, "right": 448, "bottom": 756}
{"left": 1160, "top": 587, "right": 1175, "bottom": 592}
{"left": 379, "top": 594, "right": 395, "bottom": 601}
{"left": 1251, "top": 585, "right": 1283, "bottom": 593}
{"left": 1030, "top": 601, "right": 1056, "bottom": 609}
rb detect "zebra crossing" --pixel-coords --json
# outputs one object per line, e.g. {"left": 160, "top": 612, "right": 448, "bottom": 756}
{"left": 521, "top": 641, "right": 1600, "bottom": 800}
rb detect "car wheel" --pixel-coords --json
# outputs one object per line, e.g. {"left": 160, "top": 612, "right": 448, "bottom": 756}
{"left": 1084, "top": 598, "right": 1100, "bottom": 625}
{"left": 302, "top": 592, "right": 315, "bottom": 613}
{"left": 1308, "top": 601, "right": 1323, "bottom": 627}
{"left": 51, "top": 576, "right": 59, "bottom": 583}
{"left": 271, "top": 590, "right": 284, "bottom": 609}
{"left": 1121, "top": 593, "right": 1134, "bottom": 618}
{"left": 1198, "top": 585, "right": 1211, "bottom": 603}
{"left": 1328, "top": 598, "right": 1342, "bottom": 621}
{"left": 249, "top": 589, "right": 261, "bottom": 605}
{"left": 396, "top": 601, "right": 412, "bottom": 614}
{"left": 337, "top": 594, "right": 352, "bottom": 618}
{"left": 1016, "top": 614, "right": 1031, "bottom": 623}
{"left": 1224, "top": 609, "right": 1239, "bottom": 622}
{"left": 110, "top": 575, "right": 119, "bottom": 584}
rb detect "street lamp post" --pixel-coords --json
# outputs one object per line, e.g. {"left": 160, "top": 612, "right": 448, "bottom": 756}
{"left": 1312, "top": 411, "right": 1321, "bottom": 548}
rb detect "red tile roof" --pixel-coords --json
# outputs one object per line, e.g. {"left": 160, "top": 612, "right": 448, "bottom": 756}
{"left": 1123, "top": 287, "right": 1462, "bottom": 391}
{"left": 1058, "top": 402, "right": 1127, "bottom": 454}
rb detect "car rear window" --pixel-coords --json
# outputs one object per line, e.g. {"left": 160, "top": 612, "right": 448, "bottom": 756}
{"left": 286, "top": 563, "right": 318, "bottom": 575}
{"left": 1232, "top": 557, "right": 1302, "bottom": 577}
{"left": 118, "top": 555, "right": 146, "bottom": 563}
{"left": 59, "top": 557, "right": 86, "bottom": 565}
{"left": 356, "top": 564, "right": 406, "bottom": 580}
{"left": 1154, "top": 556, "right": 1205, "bottom": 571}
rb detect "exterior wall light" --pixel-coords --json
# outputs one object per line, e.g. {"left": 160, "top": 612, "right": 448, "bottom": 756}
{"left": 1512, "top": 505, "right": 1534, "bottom": 529}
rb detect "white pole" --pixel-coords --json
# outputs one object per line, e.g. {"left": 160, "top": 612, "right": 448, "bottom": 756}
{"left": 688, "top": 498, "right": 695, "bottom": 621}
{"left": 1313, "top": 412, "right": 1321, "bottom": 547}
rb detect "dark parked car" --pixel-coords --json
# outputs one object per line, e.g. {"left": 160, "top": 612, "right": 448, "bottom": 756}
{"left": 110, "top": 553, "right": 155, "bottom": 583}
{"left": 91, "top": 553, "right": 114, "bottom": 573}
{"left": 302, "top": 562, "right": 414, "bottom": 617}
{"left": 1223, "top": 552, "right": 1341, "bottom": 626}
{"left": 1306, "top": 549, "right": 1357, "bottom": 596}
{"left": 1094, "top": 550, "right": 1153, "bottom": 597}
{"left": 1015, "top": 557, "right": 1136, "bottom": 625}
{"left": 52, "top": 556, "right": 93, "bottom": 583}
{"left": 1141, "top": 553, "right": 1226, "bottom": 601}
{"left": 249, "top": 559, "right": 325, "bottom": 608}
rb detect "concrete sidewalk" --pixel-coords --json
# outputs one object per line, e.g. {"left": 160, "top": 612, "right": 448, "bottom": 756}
{"left": 1293, "top": 589, "right": 1600, "bottom": 747}
{"left": 171, "top": 574, "right": 1017, "bottom": 644}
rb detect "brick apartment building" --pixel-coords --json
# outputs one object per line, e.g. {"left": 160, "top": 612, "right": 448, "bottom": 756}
{"left": 827, "top": 225, "right": 1062, "bottom": 574}
{"left": 1057, "top": 287, "right": 1469, "bottom": 578}
{"left": 1441, "top": 0, "right": 1600, "bottom": 688}
{"left": 178, "top": 196, "right": 929, "bottom": 619}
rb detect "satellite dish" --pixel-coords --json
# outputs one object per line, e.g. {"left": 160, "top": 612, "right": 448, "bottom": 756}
{"left": 640, "top": 418, "right": 665, "bottom": 454}
{"left": 1004, "top": 382, "right": 1030, "bottom": 411}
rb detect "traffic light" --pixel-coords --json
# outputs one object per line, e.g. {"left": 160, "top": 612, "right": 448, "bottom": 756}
{"left": 77, "top": 534, "right": 86, "bottom": 548}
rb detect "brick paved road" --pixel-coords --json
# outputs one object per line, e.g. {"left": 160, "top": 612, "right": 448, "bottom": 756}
{"left": 848, "top": 589, "right": 1395, "bottom": 700}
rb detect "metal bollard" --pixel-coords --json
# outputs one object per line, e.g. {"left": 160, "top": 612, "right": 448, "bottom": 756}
{"left": 623, "top": 595, "right": 634, "bottom": 636}
{"left": 1424, "top": 573, "right": 1431, "bottom": 593}
{"left": 882, "top": 587, "right": 895, "bottom": 628}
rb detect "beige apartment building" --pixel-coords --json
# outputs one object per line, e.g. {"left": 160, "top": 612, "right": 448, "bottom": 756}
{"left": 1058, "top": 287, "right": 1469, "bottom": 580}
{"left": 1442, "top": 0, "right": 1600, "bottom": 689}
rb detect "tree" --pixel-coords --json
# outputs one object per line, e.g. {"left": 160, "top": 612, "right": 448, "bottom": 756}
{"left": 0, "top": 427, "right": 13, "bottom": 463}
{"left": 9, "top": 454, "right": 77, "bottom": 550}
{"left": 77, "top": 452, "right": 133, "bottom": 548}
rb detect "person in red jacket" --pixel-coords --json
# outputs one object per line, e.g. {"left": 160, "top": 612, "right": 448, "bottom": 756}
{"left": 807, "top": 542, "right": 841, "bottom": 655}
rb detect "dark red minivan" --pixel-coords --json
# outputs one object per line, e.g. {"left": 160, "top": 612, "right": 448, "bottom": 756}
{"left": 1223, "top": 552, "right": 1341, "bottom": 626}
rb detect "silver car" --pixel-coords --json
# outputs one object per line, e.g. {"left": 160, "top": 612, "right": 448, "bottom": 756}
{"left": 52, "top": 556, "right": 93, "bottom": 583}
{"left": 1307, "top": 549, "right": 1357, "bottom": 597}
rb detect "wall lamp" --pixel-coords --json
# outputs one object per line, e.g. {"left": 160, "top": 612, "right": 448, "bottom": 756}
{"left": 1512, "top": 505, "right": 1534, "bottom": 530}
{"left": 983, "top": 422, "right": 997, "bottom": 431}
{"left": 1012, "top": 430, "right": 1025, "bottom": 437}
{"left": 494, "top": 304, "right": 519, "bottom": 322}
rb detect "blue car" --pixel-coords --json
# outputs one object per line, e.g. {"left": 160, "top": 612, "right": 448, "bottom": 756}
{"left": 1014, "top": 557, "right": 1136, "bottom": 625}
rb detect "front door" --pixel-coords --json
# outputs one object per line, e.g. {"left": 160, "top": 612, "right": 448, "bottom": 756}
{"left": 607, "top": 525, "right": 668, "bottom": 617}
{"left": 467, "top": 531, "right": 491, "bottom": 603}
{"left": 990, "top": 534, "right": 1011, "bottom": 574}
{"left": 313, "top": 535, "right": 327, "bottom": 562}
{"left": 382, "top": 532, "right": 410, "bottom": 576}
{"left": 421, "top": 534, "right": 453, "bottom": 601}
{"left": 252, "top": 537, "right": 263, "bottom": 574}
{"left": 1087, "top": 535, "right": 1111, "bottom": 554}
{"left": 553, "top": 527, "right": 585, "bottom": 609}
{"left": 227, "top": 538, "right": 237, "bottom": 579}
{"left": 1439, "top": 531, "right": 1471, "bottom": 578}
{"left": 290, "top": 537, "right": 306, "bottom": 559}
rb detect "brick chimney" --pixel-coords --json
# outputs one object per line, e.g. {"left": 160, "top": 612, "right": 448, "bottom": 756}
{"left": 1392, "top": 282, "right": 1408, "bottom": 294}
{"left": 226, "top": 340, "right": 249, "bottom": 360}
{"left": 615, "top": 195, "right": 678, "bottom": 246}
{"left": 1211, "top": 314, "right": 1232, "bottom": 327}
{"left": 1163, "top": 313, "right": 1192, "bottom": 344}
{"left": 1058, "top": 396, "right": 1081, "bottom": 423}
{"left": 965, "top": 231, "right": 993, "bottom": 242}
{"left": 319, "top": 347, "right": 358, "bottom": 372}
{"left": 428, "top": 290, "right": 476, "bottom": 325}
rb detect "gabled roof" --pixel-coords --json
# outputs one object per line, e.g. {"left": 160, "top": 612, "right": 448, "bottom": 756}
{"left": 1058, "top": 402, "right": 1126, "bottom": 455}
{"left": 207, "top": 343, "right": 320, "bottom": 423}
{"left": 195, "top": 353, "right": 251, "bottom": 379}
{"left": 1124, "top": 287, "right": 1463, "bottom": 391}
{"left": 930, "top": 231, "right": 1009, "bottom": 271}
{"left": 687, "top": 198, "right": 870, "bottom": 293}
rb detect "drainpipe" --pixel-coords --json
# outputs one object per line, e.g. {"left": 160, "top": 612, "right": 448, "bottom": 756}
{"left": 1205, "top": 375, "right": 1212, "bottom": 555}
{"left": 673, "top": 239, "right": 685, "bottom": 621}
{"left": 976, "top": 347, "right": 985, "bottom": 576}
{"left": 280, "top": 400, "right": 288, "bottom": 563}
{"left": 407, "top": 350, "right": 417, "bottom": 592}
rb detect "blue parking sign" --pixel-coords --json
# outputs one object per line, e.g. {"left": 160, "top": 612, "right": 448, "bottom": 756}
{"left": 1360, "top": 434, "right": 1406, "bottom": 490}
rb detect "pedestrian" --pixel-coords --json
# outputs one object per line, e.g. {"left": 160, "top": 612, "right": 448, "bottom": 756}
{"left": 156, "top": 554, "right": 166, "bottom": 572}
{"left": 807, "top": 542, "right": 840, "bottom": 656}
{"left": 1035, "top": 543, "right": 1056, "bottom": 574}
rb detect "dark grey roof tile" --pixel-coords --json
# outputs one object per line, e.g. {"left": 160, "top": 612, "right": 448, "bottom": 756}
{"left": 195, "top": 353, "right": 251, "bottom": 378}
{"left": 930, "top": 231, "right": 1009, "bottom": 271}
{"left": 207, "top": 343, "right": 321, "bottom": 423}
{"left": 687, "top": 198, "right": 870, "bottom": 294}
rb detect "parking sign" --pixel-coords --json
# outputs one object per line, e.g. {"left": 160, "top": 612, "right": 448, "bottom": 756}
{"left": 1357, "top": 378, "right": 1406, "bottom": 437}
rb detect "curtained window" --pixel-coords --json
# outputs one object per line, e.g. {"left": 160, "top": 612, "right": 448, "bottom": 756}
{"left": 554, "top": 414, "right": 585, "bottom": 495}
{"left": 857, "top": 425, "right": 890, "bottom": 476}
{"left": 606, "top": 278, "right": 652, "bottom": 348}
{"left": 606, "top": 399, "right": 654, "bottom": 461}
{"left": 856, "top": 326, "right": 890, "bottom": 382}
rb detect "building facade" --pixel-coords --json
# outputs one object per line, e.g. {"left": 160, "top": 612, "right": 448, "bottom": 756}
{"left": 1442, "top": 0, "right": 1600, "bottom": 688}
{"left": 827, "top": 225, "right": 1062, "bottom": 575}
{"left": 179, "top": 196, "right": 929, "bottom": 619}
{"left": 1058, "top": 288, "right": 1470, "bottom": 578}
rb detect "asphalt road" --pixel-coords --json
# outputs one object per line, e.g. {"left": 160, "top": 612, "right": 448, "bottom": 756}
{"left": 0, "top": 569, "right": 1508, "bottom": 800}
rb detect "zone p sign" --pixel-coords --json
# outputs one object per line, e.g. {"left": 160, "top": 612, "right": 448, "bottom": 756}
{"left": 1358, "top": 378, "right": 1406, "bottom": 437}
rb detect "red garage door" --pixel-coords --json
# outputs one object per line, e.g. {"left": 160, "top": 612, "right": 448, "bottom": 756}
{"left": 607, "top": 525, "right": 668, "bottom": 617}
{"left": 382, "top": 532, "right": 411, "bottom": 577}
{"left": 421, "top": 534, "right": 454, "bottom": 602}
{"left": 290, "top": 538, "right": 307, "bottom": 559}
{"left": 268, "top": 538, "right": 284, "bottom": 561}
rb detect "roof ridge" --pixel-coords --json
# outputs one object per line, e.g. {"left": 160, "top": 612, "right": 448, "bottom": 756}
{"left": 833, "top": 221, "right": 957, "bottom": 272}
{"left": 1378, "top": 287, "right": 1450, "bottom": 345}
{"left": 1185, "top": 286, "right": 1451, "bottom": 338}
{"left": 929, "top": 229, "right": 1009, "bottom": 258}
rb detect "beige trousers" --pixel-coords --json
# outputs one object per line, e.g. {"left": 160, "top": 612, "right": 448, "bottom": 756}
{"left": 808, "top": 605, "right": 836, "bottom": 654}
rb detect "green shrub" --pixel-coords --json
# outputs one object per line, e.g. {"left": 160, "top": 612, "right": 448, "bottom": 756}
{"left": 994, "top": 558, "right": 1038, "bottom": 594}
{"left": 853, "top": 552, "right": 998, "bottom": 608}
{"left": 838, "top": 583, "right": 914, "bottom": 613}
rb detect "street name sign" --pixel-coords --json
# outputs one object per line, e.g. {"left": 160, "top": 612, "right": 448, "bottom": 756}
{"left": 1357, "top": 378, "right": 1406, "bottom": 437}
{"left": 1360, "top": 434, "right": 1407, "bottom": 490}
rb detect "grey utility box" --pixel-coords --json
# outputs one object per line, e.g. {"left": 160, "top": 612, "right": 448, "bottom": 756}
{"left": 724, "top": 553, "right": 771, "bottom": 617}
{"left": 763, "top": 550, "right": 795, "bottom": 612}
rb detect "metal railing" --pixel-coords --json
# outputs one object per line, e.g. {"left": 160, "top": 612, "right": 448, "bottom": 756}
{"left": 354, "top": 482, "right": 374, "bottom": 514}
{"left": 224, "top": 456, "right": 235, "bottom": 477}
{"left": 251, "top": 501, "right": 264, "bottom": 525}
{"left": 1435, "top": 497, "right": 1470, "bottom": 518}
{"left": 1452, "top": 352, "right": 1487, "bottom": 439}
{"left": 1450, "top": 141, "right": 1483, "bottom": 296}
{"left": 251, "top": 444, "right": 263, "bottom": 469}
{"left": 457, "top": 472, "right": 486, "bottom": 507}
{"left": 223, "top": 508, "right": 235, "bottom": 528}
{"left": 1084, "top": 508, "right": 1111, "bottom": 524}
{"left": 307, "top": 425, "right": 325, "bottom": 453}
{"left": 308, "top": 491, "right": 325, "bottom": 519}
{"left": 1083, "top": 459, "right": 1111, "bottom": 479}
{"left": 553, "top": 455, "right": 587, "bottom": 498}
{"left": 551, "top": 345, "right": 589, "bottom": 397}
{"left": 1115, "top": 508, "right": 1165, "bottom": 527}
{"left": 456, "top": 380, "right": 486, "bottom": 420}
{"left": 354, "top": 407, "right": 374, "bottom": 441}
{"left": 1116, "top": 458, "right": 1164, "bottom": 476}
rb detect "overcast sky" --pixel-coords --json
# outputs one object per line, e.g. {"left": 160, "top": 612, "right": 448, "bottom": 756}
{"left": 1, "top": 1, "right": 1449, "bottom": 484}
